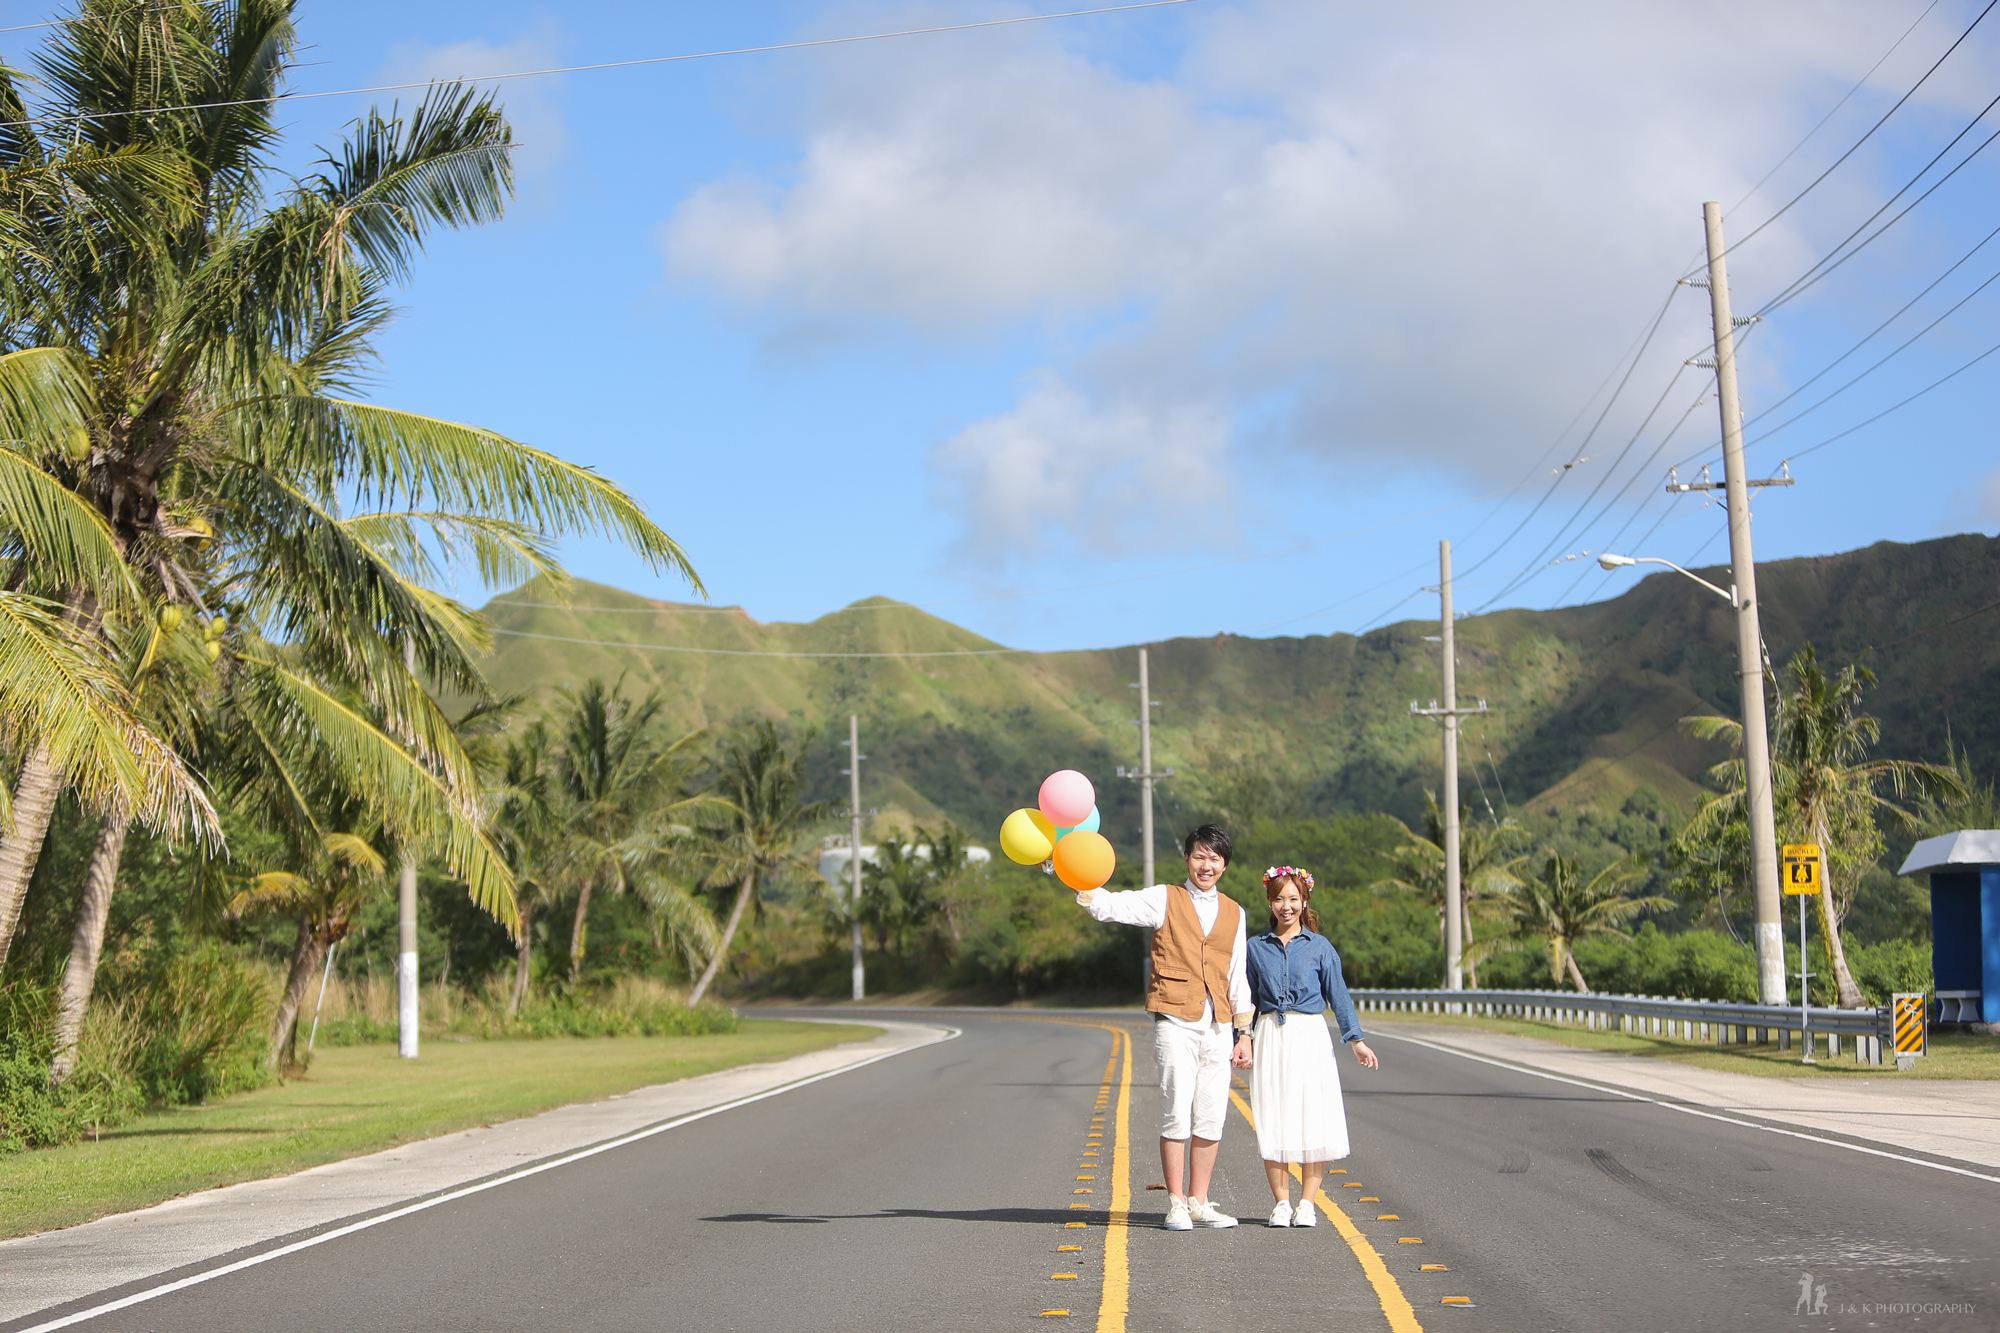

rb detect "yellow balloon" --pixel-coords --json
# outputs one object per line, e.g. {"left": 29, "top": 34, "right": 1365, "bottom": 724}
{"left": 1000, "top": 807, "right": 1056, "bottom": 865}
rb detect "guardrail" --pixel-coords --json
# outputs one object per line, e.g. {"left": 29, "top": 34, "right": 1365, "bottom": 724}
{"left": 1351, "top": 987, "right": 1894, "bottom": 1066}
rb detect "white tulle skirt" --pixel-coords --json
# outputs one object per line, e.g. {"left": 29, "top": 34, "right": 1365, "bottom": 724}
{"left": 1249, "top": 1010, "right": 1350, "bottom": 1164}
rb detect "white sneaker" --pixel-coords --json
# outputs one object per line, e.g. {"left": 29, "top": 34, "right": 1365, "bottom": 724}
{"left": 1267, "top": 1200, "right": 1293, "bottom": 1227}
{"left": 1189, "top": 1198, "right": 1238, "bottom": 1229}
{"left": 1163, "top": 1197, "right": 1193, "bottom": 1231}
{"left": 1292, "top": 1199, "right": 1318, "bottom": 1227}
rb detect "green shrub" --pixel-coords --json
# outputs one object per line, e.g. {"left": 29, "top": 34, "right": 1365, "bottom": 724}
{"left": 313, "top": 1015, "right": 398, "bottom": 1047}
{"left": 100, "top": 942, "right": 276, "bottom": 1105}
{"left": 1841, "top": 938, "right": 1933, "bottom": 1006}
{"left": 476, "top": 994, "right": 740, "bottom": 1040}
{"left": 0, "top": 983, "right": 139, "bottom": 1152}
{"left": 1478, "top": 925, "right": 1760, "bottom": 1000}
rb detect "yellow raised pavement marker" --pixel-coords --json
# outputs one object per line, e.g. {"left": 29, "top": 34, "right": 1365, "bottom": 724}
{"left": 1420, "top": 1265, "right": 1448, "bottom": 1271}
{"left": 1066, "top": 1221, "right": 1087, "bottom": 1227}
{"left": 1377, "top": 1215, "right": 1400, "bottom": 1220}
{"left": 1052, "top": 1273, "right": 1078, "bottom": 1280}
{"left": 1398, "top": 1238, "right": 1423, "bottom": 1244}
{"left": 1442, "top": 1297, "right": 1472, "bottom": 1305}
{"left": 1039, "top": 1310, "right": 1070, "bottom": 1317}
{"left": 1226, "top": 1088, "right": 1421, "bottom": 1333}
{"left": 1058, "top": 1245, "right": 1083, "bottom": 1252}
{"left": 1359, "top": 1197, "right": 1379, "bottom": 1202}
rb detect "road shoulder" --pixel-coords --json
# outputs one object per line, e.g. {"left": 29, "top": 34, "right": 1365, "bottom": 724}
{"left": 1371, "top": 1019, "right": 2000, "bottom": 1172}
{"left": 0, "top": 1020, "right": 947, "bottom": 1328}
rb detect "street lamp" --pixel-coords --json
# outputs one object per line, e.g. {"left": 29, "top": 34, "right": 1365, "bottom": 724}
{"left": 1599, "top": 549, "right": 1783, "bottom": 996}
{"left": 1596, "top": 553, "right": 1736, "bottom": 605}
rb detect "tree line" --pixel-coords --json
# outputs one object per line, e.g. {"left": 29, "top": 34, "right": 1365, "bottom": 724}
{"left": 0, "top": 2, "right": 705, "bottom": 1099}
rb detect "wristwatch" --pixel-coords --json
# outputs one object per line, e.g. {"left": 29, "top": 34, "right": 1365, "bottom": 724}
{"left": 1233, "top": 1028, "right": 1252, "bottom": 1044}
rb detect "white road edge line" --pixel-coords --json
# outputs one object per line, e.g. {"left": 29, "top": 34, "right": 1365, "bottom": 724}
{"left": 13, "top": 1024, "right": 962, "bottom": 1333}
{"left": 1374, "top": 1030, "right": 2000, "bottom": 1186}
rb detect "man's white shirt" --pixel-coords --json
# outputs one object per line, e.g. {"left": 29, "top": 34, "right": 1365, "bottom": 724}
{"left": 1075, "top": 881, "right": 1252, "bottom": 1030}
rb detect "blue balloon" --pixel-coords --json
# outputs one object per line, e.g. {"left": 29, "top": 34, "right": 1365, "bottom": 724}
{"left": 1056, "top": 805, "right": 1101, "bottom": 839}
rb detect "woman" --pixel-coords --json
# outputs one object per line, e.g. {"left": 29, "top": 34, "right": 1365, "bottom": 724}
{"left": 1233, "top": 865, "right": 1379, "bottom": 1227}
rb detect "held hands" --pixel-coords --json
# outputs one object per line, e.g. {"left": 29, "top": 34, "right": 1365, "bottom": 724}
{"left": 1230, "top": 1035, "right": 1253, "bottom": 1069}
{"left": 1350, "top": 1040, "right": 1380, "bottom": 1069}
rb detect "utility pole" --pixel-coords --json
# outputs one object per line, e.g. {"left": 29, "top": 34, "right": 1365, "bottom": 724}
{"left": 398, "top": 638, "right": 419, "bottom": 1059}
{"left": 1119, "top": 649, "right": 1176, "bottom": 999}
{"left": 1118, "top": 648, "right": 1176, "bottom": 886}
{"left": 1409, "top": 540, "right": 1487, "bottom": 994}
{"left": 848, "top": 714, "right": 865, "bottom": 1003}
{"left": 1696, "top": 200, "right": 1787, "bottom": 1006}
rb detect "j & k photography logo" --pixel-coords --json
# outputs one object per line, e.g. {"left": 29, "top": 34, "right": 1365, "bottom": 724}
{"left": 1791, "top": 1272, "right": 1977, "bottom": 1318}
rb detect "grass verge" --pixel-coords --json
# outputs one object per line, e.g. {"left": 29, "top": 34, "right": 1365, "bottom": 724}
{"left": 0, "top": 1019, "right": 875, "bottom": 1240}
{"left": 1370, "top": 1012, "right": 2000, "bottom": 1081}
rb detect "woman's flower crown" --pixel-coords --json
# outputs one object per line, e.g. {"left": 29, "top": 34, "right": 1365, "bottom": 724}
{"left": 1262, "top": 865, "right": 1315, "bottom": 893}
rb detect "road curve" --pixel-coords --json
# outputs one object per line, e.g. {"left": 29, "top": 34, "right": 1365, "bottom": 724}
{"left": 9, "top": 1009, "right": 1994, "bottom": 1332}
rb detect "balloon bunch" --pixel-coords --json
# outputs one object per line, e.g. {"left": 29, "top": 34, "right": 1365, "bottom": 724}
{"left": 999, "top": 769, "right": 1116, "bottom": 891}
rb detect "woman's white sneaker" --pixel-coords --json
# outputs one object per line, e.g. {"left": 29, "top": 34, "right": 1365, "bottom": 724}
{"left": 1292, "top": 1200, "right": 1319, "bottom": 1227}
{"left": 1267, "top": 1200, "right": 1294, "bottom": 1227}
{"left": 1189, "top": 1198, "right": 1239, "bottom": 1228}
{"left": 1163, "top": 1198, "right": 1194, "bottom": 1231}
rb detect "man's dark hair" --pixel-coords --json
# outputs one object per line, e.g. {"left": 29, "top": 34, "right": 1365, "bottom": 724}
{"left": 1182, "top": 824, "right": 1232, "bottom": 866}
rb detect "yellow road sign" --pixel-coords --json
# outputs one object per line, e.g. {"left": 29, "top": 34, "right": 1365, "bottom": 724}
{"left": 1893, "top": 993, "right": 1927, "bottom": 1057}
{"left": 1781, "top": 843, "right": 1824, "bottom": 896}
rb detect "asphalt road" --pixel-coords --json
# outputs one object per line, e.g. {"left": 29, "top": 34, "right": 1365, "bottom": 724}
{"left": 16, "top": 1010, "right": 1997, "bottom": 1333}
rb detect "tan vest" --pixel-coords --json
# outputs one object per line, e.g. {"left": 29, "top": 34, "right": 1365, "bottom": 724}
{"left": 1146, "top": 885, "right": 1241, "bottom": 1022}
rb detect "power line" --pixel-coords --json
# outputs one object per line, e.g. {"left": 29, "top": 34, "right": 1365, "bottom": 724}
{"left": 1780, "top": 335, "right": 2000, "bottom": 463}
{"left": 493, "top": 626, "right": 1036, "bottom": 659}
{"left": 489, "top": 478, "right": 1526, "bottom": 622}
{"left": 1725, "top": 0, "right": 1946, "bottom": 218}
{"left": 1450, "top": 0, "right": 1955, "bottom": 614}
{"left": 1746, "top": 264, "right": 2000, "bottom": 447}
{"left": 0, "top": 6, "right": 181, "bottom": 33}
{"left": 0, "top": 0, "right": 1204, "bottom": 129}
{"left": 1741, "top": 220, "right": 2000, "bottom": 428}
{"left": 1449, "top": 282, "right": 1685, "bottom": 587}
{"left": 1755, "top": 93, "right": 2000, "bottom": 318}
{"left": 1471, "top": 362, "right": 1697, "bottom": 611}
{"left": 1688, "top": 0, "right": 1999, "bottom": 278}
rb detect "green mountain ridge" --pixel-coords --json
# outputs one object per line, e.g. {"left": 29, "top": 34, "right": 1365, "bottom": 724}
{"left": 478, "top": 533, "right": 2000, "bottom": 845}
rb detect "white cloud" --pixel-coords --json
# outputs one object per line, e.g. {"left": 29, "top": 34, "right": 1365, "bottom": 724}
{"left": 931, "top": 375, "right": 1234, "bottom": 563}
{"left": 664, "top": 0, "right": 1974, "bottom": 562}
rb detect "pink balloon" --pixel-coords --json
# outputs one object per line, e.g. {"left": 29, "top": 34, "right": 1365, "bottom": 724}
{"left": 1039, "top": 770, "right": 1096, "bottom": 828}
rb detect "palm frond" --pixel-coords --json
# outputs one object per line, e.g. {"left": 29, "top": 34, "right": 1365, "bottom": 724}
{"left": 299, "top": 399, "right": 701, "bottom": 589}
{"left": 0, "top": 589, "right": 215, "bottom": 839}
{"left": 237, "top": 656, "right": 517, "bottom": 929}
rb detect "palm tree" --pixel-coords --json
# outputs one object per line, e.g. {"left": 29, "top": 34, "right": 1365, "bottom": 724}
{"left": 0, "top": 349, "right": 218, "bottom": 960}
{"left": 227, "top": 822, "right": 390, "bottom": 1067}
{"left": 548, "top": 678, "right": 718, "bottom": 975}
{"left": 0, "top": 2, "right": 700, "bottom": 964}
{"left": 1486, "top": 853, "right": 1667, "bottom": 993}
{"left": 686, "top": 721, "right": 829, "bottom": 1006}
{"left": 1372, "top": 794, "right": 1528, "bottom": 986}
{"left": 487, "top": 719, "right": 561, "bottom": 1016}
{"left": 50, "top": 602, "right": 218, "bottom": 1079}
{"left": 1677, "top": 646, "right": 1963, "bottom": 1007}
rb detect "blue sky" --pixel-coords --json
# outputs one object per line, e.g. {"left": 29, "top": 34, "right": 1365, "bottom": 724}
{"left": 9, "top": 1, "right": 1997, "bottom": 651}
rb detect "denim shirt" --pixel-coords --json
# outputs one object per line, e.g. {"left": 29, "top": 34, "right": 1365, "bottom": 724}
{"left": 1245, "top": 927, "right": 1365, "bottom": 1043}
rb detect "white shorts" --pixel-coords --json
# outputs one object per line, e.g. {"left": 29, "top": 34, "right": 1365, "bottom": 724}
{"left": 1153, "top": 1016, "right": 1232, "bottom": 1141}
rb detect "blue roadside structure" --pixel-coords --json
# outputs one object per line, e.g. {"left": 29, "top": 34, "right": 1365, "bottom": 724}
{"left": 1897, "top": 829, "right": 2000, "bottom": 1026}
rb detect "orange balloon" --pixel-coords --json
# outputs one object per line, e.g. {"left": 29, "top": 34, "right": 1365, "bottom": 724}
{"left": 1052, "top": 829, "right": 1116, "bottom": 891}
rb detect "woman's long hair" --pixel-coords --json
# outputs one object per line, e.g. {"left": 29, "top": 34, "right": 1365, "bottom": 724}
{"left": 1265, "top": 873, "right": 1320, "bottom": 934}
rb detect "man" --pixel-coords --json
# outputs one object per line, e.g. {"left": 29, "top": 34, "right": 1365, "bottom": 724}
{"left": 1074, "top": 824, "right": 1252, "bottom": 1231}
